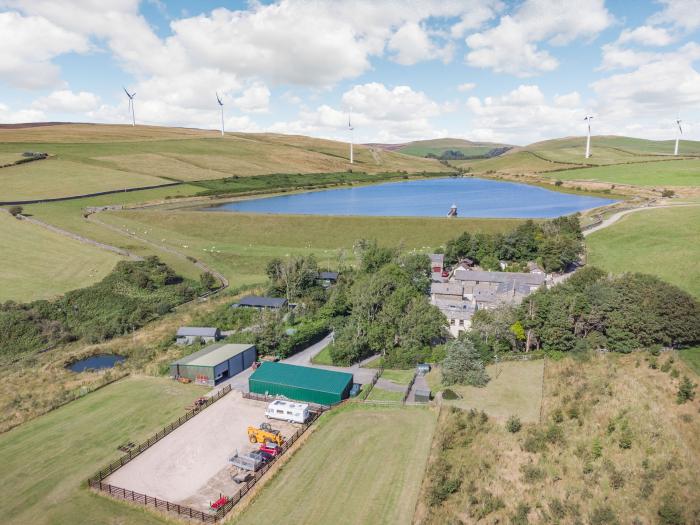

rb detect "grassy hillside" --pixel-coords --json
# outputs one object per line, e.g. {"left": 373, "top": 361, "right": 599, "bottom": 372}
{"left": 396, "top": 138, "right": 508, "bottom": 158}
{"left": 0, "top": 376, "right": 206, "bottom": 525}
{"left": 543, "top": 158, "right": 700, "bottom": 187}
{"left": 0, "top": 124, "right": 448, "bottom": 201}
{"left": 587, "top": 206, "right": 700, "bottom": 297}
{"left": 456, "top": 150, "right": 580, "bottom": 174}
{"left": 0, "top": 212, "right": 124, "bottom": 302}
{"left": 417, "top": 353, "right": 700, "bottom": 524}
{"left": 233, "top": 405, "right": 436, "bottom": 525}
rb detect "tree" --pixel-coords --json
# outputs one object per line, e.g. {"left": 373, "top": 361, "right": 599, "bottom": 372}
{"left": 354, "top": 239, "right": 396, "bottom": 273}
{"left": 252, "top": 310, "right": 285, "bottom": 356}
{"left": 677, "top": 375, "right": 696, "bottom": 404}
{"left": 266, "top": 255, "right": 319, "bottom": 303}
{"left": 199, "top": 272, "right": 217, "bottom": 290}
{"left": 442, "top": 338, "right": 490, "bottom": 387}
{"left": 8, "top": 205, "right": 23, "bottom": 217}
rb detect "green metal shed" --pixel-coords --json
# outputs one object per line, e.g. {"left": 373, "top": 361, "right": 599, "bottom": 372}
{"left": 248, "top": 362, "right": 353, "bottom": 405}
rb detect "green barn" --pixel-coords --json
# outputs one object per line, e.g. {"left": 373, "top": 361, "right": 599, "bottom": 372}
{"left": 248, "top": 362, "right": 353, "bottom": 405}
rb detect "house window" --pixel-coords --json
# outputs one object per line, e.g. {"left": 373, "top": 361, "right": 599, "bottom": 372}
{"left": 459, "top": 319, "right": 464, "bottom": 326}
{"left": 450, "top": 319, "right": 455, "bottom": 325}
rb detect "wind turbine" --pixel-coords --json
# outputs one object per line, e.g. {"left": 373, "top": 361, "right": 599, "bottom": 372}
{"left": 123, "top": 87, "right": 136, "bottom": 126}
{"left": 216, "top": 93, "right": 225, "bottom": 136}
{"left": 584, "top": 115, "right": 594, "bottom": 159}
{"left": 348, "top": 110, "right": 354, "bottom": 164}
{"left": 674, "top": 118, "right": 682, "bottom": 156}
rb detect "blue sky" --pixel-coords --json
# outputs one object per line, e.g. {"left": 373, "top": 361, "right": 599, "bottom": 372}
{"left": 1, "top": 0, "right": 699, "bottom": 145}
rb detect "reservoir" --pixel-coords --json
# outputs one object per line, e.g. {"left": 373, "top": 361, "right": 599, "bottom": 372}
{"left": 207, "top": 177, "right": 615, "bottom": 218}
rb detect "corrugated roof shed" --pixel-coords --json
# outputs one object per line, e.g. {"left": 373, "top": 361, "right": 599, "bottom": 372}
{"left": 250, "top": 362, "right": 352, "bottom": 394}
{"left": 318, "top": 271, "right": 339, "bottom": 280}
{"left": 176, "top": 326, "right": 219, "bottom": 337}
{"left": 236, "top": 295, "right": 288, "bottom": 308}
{"left": 172, "top": 342, "right": 255, "bottom": 367}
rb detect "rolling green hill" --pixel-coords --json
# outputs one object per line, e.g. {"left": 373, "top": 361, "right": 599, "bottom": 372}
{"left": 392, "top": 138, "right": 510, "bottom": 158}
{"left": 0, "top": 124, "right": 449, "bottom": 201}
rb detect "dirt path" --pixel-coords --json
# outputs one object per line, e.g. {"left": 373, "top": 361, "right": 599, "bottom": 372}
{"left": 86, "top": 212, "right": 229, "bottom": 289}
{"left": 583, "top": 202, "right": 700, "bottom": 237}
{"left": 11, "top": 212, "right": 142, "bottom": 260}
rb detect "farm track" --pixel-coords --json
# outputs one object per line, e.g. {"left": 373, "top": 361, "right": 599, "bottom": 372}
{"left": 583, "top": 202, "right": 700, "bottom": 236}
{"left": 86, "top": 212, "right": 229, "bottom": 290}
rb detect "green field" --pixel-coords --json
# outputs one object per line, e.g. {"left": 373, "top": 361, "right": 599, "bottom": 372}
{"left": 0, "top": 376, "right": 207, "bottom": 525}
{"left": 543, "top": 158, "right": 700, "bottom": 187}
{"left": 94, "top": 208, "right": 524, "bottom": 286}
{"left": 679, "top": 347, "right": 700, "bottom": 376}
{"left": 587, "top": 206, "right": 700, "bottom": 297}
{"left": 397, "top": 138, "right": 506, "bottom": 158}
{"left": 233, "top": 405, "right": 436, "bottom": 525}
{"left": 311, "top": 346, "right": 333, "bottom": 365}
{"left": 455, "top": 150, "right": 579, "bottom": 173}
{"left": 380, "top": 369, "right": 415, "bottom": 385}
{"left": 428, "top": 359, "right": 544, "bottom": 423}
{"left": 0, "top": 211, "right": 124, "bottom": 302}
{"left": 366, "top": 387, "right": 405, "bottom": 402}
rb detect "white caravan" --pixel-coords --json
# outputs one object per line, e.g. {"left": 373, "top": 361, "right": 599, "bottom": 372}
{"left": 265, "top": 399, "right": 309, "bottom": 423}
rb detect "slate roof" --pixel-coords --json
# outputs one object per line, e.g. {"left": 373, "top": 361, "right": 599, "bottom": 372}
{"left": 318, "top": 271, "right": 339, "bottom": 280}
{"left": 236, "top": 295, "right": 288, "bottom": 308}
{"left": 172, "top": 342, "right": 255, "bottom": 367}
{"left": 176, "top": 326, "right": 219, "bottom": 337}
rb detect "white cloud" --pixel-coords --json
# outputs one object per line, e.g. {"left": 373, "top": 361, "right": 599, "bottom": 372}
{"left": 599, "top": 44, "right": 663, "bottom": 70}
{"left": 0, "top": 11, "right": 89, "bottom": 89}
{"left": 649, "top": 0, "right": 700, "bottom": 31}
{"left": 466, "top": 0, "right": 613, "bottom": 76}
{"left": 617, "top": 25, "right": 674, "bottom": 46}
{"left": 342, "top": 83, "right": 442, "bottom": 121}
{"left": 465, "top": 84, "right": 585, "bottom": 144}
{"left": 233, "top": 82, "right": 271, "bottom": 113}
{"left": 458, "top": 82, "right": 476, "bottom": 92}
{"left": 0, "top": 102, "right": 45, "bottom": 123}
{"left": 31, "top": 90, "right": 100, "bottom": 112}
{"left": 388, "top": 22, "right": 453, "bottom": 65}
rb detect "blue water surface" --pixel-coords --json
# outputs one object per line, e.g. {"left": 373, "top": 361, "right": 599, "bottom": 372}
{"left": 206, "top": 177, "right": 616, "bottom": 218}
{"left": 68, "top": 354, "right": 126, "bottom": 372}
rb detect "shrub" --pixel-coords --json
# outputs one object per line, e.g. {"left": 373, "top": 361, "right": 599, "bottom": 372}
{"left": 661, "top": 189, "right": 675, "bottom": 198}
{"left": 610, "top": 469, "right": 625, "bottom": 489}
{"left": 506, "top": 415, "right": 522, "bottom": 433}
{"left": 511, "top": 503, "right": 531, "bottom": 525}
{"left": 660, "top": 359, "right": 672, "bottom": 373}
{"left": 648, "top": 356, "right": 658, "bottom": 369}
{"left": 469, "top": 490, "right": 505, "bottom": 519}
{"left": 619, "top": 428, "right": 633, "bottom": 449}
{"left": 548, "top": 498, "right": 566, "bottom": 520}
{"left": 590, "top": 505, "right": 619, "bottom": 525}
{"left": 658, "top": 497, "right": 685, "bottom": 525}
{"left": 591, "top": 438, "right": 603, "bottom": 460}
{"left": 442, "top": 388, "right": 459, "bottom": 400}
{"left": 521, "top": 464, "right": 545, "bottom": 483}
{"left": 567, "top": 405, "right": 580, "bottom": 420}
{"left": 552, "top": 408, "right": 564, "bottom": 423}
{"left": 554, "top": 180, "right": 563, "bottom": 186}
{"left": 8, "top": 205, "right": 23, "bottom": 216}
{"left": 677, "top": 376, "right": 696, "bottom": 404}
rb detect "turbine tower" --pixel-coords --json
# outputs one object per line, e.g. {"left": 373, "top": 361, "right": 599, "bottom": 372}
{"left": 216, "top": 93, "right": 225, "bottom": 136}
{"left": 123, "top": 87, "right": 136, "bottom": 126}
{"left": 348, "top": 111, "right": 354, "bottom": 164}
{"left": 584, "top": 115, "right": 594, "bottom": 159}
{"left": 674, "top": 119, "right": 682, "bottom": 156}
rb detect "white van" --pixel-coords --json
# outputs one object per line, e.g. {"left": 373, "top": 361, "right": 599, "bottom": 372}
{"left": 265, "top": 399, "right": 309, "bottom": 424}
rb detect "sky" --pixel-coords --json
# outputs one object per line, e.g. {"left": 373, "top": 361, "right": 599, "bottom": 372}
{"left": 1, "top": 0, "right": 699, "bottom": 146}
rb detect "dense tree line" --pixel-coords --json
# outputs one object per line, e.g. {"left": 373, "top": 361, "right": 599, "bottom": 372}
{"left": 328, "top": 241, "right": 446, "bottom": 367}
{"left": 471, "top": 267, "right": 700, "bottom": 354}
{"left": 0, "top": 257, "right": 203, "bottom": 358}
{"left": 443, "top": 216, "right": 584, "bottom": 272}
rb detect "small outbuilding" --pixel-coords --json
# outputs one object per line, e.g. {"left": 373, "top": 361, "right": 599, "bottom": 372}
{"left": 175, "top": 326, "right": 221, "bottom": 346}
{"left": 317, "top": 271, "right": 339, "bottom": 287}
{"left": 414, "top": 389, "right": 431, "bottom": 403}
{"left": 170, "top": 342, "right": 257, "bottom": 386}
{"left": 249, "top": 362, "right": 353, "bottom": 405}
{"left": 234, "top": 295, "right": 288, "bottom": 309}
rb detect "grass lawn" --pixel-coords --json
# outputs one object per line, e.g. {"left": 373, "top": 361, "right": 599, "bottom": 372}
{"left": 679, "top": 347, "right": 700, "bottom": 376}
{"left": 542, "top": 158, "right": 700, "bottom": 187}
{"left": 586, "top": 205, "right": 700, "bottom": 298}
{"left": 455, "top": 150, "right": 580, "bottom": 174}
{"left": 0, "top": 211, "right": 124, "bottom": 302}
{"left": 366, "top": 387, "right": 406, "bottom": 402}
{"left": 311, "top": 346, "right": 333, "bottom": 365}
{"left": 0, "top": 376, "right": 207, "bottom": 525}
{"left": 362, "top": 355, "right": 384, "bottom": 368}
{"left": 381, "top": 369, "right": 416, "bottom": 385}
{"left": 0, "top": 158, "right": 170, "bottom": 200}
{"left": 233, "top": 405, "right": 436, "bottom": 525}
{"left": 432, "top": 359, "right": 545, "bottom": 423}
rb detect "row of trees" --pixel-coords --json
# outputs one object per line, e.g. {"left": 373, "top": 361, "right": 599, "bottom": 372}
{"left": 470, "top": 267, "right": 700, "bottom": 354}
{"left": 443, "top": 216, "right": 584, "bottom": 272}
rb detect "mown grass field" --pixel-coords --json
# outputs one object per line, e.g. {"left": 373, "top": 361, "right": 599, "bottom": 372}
{"left": 0, "top": 376, "right": 207, "bottom": 525}
{"left": 427, "top": 359, "right": 544, "bottom": 423}
{"left": 586, "top": 205, "right": 700, "bottom": 298}
{"left": 233, "top": 405, "right": 436, "bottom": 525}
{"left": 543, "top": 158, "right": 700, "bottom": 187}
{"left": 416, "top": 354, "right": 700, "bottom": 524}
{"left": 455, "top": 150, "right": 579, "bottom": 173}
{"left": 679, "top": 346, "right": 700, "bottom": 376}
{"left": 380, "top": 369, "right": 415, "bottom": 384}
{"left": 366, "top": 387, "right": 406, "bottom": 402}
{"left": 0, "top": 211, "right": 124, "bottom": 302}
{"left": 95, "top": 209, "right": 524, "bottom": 286}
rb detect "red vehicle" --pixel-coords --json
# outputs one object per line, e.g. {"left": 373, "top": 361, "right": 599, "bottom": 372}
{"left": 210, "top": 495, "right": 229, "bottom": 510}
{"left": 259, "top": 443, "right": 281, "bottom": 457}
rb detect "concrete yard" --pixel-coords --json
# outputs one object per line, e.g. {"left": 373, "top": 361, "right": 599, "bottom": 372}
{"left": 105, "top": 390, "right": 298, "bottom": 511}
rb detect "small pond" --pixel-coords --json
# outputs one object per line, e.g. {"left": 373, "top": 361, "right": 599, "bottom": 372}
{"left": 205, "top": 177, "right": 616, "bottom": 218}
{"left": 68, "top": 354, "right": 126, "bottom": 372}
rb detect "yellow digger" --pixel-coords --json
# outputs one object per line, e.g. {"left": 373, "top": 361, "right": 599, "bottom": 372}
{"left": 247, "top": 423, "right": 284, "bottom": 446}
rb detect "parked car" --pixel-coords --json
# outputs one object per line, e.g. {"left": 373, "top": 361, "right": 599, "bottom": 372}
{"left": 349, "top": 383, "right": 362, "bottom": 397}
